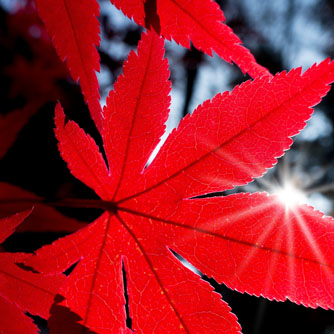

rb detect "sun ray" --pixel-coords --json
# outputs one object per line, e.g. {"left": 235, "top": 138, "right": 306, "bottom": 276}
{"left": 285, "top": 207, "right": 296, "bottom": 300}
{"left": 292, "top": 205, "right": 330, "bottom": 277}
{"left": 305, "top": 183, "right": 334, "bottom": 194}
{"left": 232, "top": 202, "right": 282, "bottom": 280}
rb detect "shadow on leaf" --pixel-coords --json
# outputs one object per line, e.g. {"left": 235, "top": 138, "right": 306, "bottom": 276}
{"left": 48, "top": 295, "right": 98, "bottom": 334}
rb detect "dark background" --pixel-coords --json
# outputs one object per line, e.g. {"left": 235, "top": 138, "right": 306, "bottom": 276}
{"left": 0, "top": 0, "right": 333, "bottom": 333}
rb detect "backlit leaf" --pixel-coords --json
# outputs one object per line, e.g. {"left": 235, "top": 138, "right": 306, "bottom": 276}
{"left": 25, "top": 32, "right": 334, "bottom": 333}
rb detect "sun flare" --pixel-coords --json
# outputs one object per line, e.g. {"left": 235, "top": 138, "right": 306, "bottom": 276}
{"left": 273, "top": 182, "right": 308, "bottom": 209}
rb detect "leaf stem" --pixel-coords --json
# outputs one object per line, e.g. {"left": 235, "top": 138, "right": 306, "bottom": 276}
{"left": 0, "top": 197, "right": 117, "bottom": 211}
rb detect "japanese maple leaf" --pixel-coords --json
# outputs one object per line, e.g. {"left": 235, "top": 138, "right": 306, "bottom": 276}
{"left": 26, "top": 31, "right": 334, "bottom": 333}
{"left": 0, "top": 210, "right": 66, "bottom": 334}
{"left": 111, "top": 0, "right": 270, "bottom": 78}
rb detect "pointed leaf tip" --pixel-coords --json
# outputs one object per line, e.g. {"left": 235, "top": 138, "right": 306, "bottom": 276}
{"left": 35, "top": 0, "right": 103, "bottom": 130}
{"left": 54, "top": 103, "right": 111, "bottom": 200}
{"left": 132, "top": 58, "right": 334, "bottom": 201}
{"left": 0, "top": 209, "right": 32, "bottom": 244}
{"left": 103, "top": 30, "right": 171, "bottom": 200}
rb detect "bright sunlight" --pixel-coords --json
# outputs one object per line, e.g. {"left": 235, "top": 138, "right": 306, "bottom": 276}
{"left": 272, "top": 181, "right": 308, "bottom": 209}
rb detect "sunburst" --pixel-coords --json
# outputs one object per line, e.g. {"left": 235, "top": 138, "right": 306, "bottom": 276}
{"left": 272, "top": 181, "right": 308, "bottom": 209}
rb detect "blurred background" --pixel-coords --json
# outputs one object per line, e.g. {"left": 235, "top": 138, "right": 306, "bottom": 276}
{"left": 0, "top": 0, "right": 333, "bottom": 333}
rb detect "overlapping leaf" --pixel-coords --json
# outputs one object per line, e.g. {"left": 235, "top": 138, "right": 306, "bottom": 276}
{"left": 0, "top": 183, "right": 86, "bottom": 233}
{"left": 0, "top": 211, "right": 66, "bottom": 333}
{"left": 111, "top": 0, "right": 146, "bottom": 25}
{"left": 0, "top": 296, "right": 38, "bottom": 334}
{"left": 0, "top": 210, "right": 32, "bottom": 243}
{"left": 25, "top": 31, "right": 334, "bottom": 333}
{"left": 1, "top": 4, "right": 69, "bottom": 158}
{"left": 34, "top": 0, "right": 102, "bottom": 130}
{"left": 34, "top": 0, "right": 268, "bottom": 133}
{"left": 111, "top": 0, "right": 270, "bottom": 78}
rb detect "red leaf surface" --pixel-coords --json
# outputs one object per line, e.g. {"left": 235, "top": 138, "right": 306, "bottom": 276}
{"left": 102, "top": 31, "right": 171, "bottom": 199}
{"left": 0, "top": 252, "right": 65, "bottom": 319}
{"left": 25, "top": 32, "right": 334, "bottom": 333}
{"left": 126, "top": 192, "right": 334, "bottom": 309}
{"left": 0, "top": 212, "right": 66, "bottom": 333}
{"left": 0, "top": 296, "right": 38, "bottom": 334}
{"left": 54, "top": 104, "right": 112, "bottom": 200}
{"left": 35, "top": 0, "right": 102, "bottom": 130}
{"left": 0, "top": 209, "right": 32, "bottom": 244}
{"left": 111, "top": 0, "right": 145, "bottom": 25}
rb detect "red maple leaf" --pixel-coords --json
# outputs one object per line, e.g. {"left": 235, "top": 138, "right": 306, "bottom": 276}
{"left": 111, "top": 0, "right": 270, "bottom": 78}
{"left": 33, "top": 0, "right": 268, "bottom": 132}
{"left": 0, "top": 295, "right": 39, "bottom": 334}
{"left": 34, "top": 0, "right": 102, "bottom": 130}
{"left": 0, "top": 210, "right": 65, "bottom": 334}
{"left": 24, "top": 31, "right": 334, "bottom": 333}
